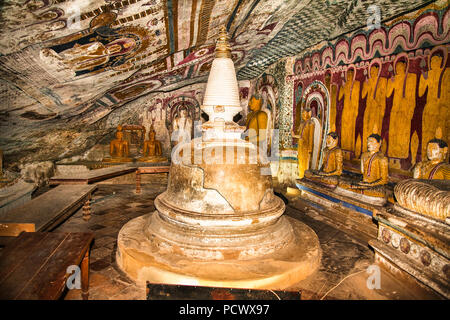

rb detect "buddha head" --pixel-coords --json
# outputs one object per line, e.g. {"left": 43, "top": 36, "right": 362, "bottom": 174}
{"left": 324, "top": 72, "right": 332, "bottom": 87}
{"left": 115, "top": 125, "right": 124, "bottom": 140}
{"left": 395, "top": 61, "right": 406, "bottom": 75}
{"left": 367, "top": 134, "right": 382, "bottom": 153}
{"left": 426, "top": 138, "right": 448, "bottom": 162}
{"left": 430, "top": 55, "right": 443, "bottom": 71}
{"left": 326, "top": 132, "right": 339, "bottom": 149}
{"left": 248, "top": 94, "right": 262, "bottom": 111}
{"left": 301, "top": 108, "right": 312, "bottom": 121}
{"left": 149, "top": 127, "right": 156, "bottom": 141}
{"left": 369, "top": 64, "right": 379, "bottom": 79}
{"left": 346, "top": 68, "right": 354, "bottom": 82}
{"left": 179, "top": 108, "right": 188, "bottom": 118}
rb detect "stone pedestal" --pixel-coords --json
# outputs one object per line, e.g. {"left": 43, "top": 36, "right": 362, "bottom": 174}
{"left": 117, "top": 213, "right": 320, "bottom": 289}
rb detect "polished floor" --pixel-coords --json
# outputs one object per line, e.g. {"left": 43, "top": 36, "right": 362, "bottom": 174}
{"left": 48, "top": 176, "right": 441, "bottom": 300}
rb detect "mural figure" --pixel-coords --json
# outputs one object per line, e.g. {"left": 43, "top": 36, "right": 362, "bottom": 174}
{"left": 361, "top": 64, "right": 387, "bottom": 153}
{"left": 419, "top": 54, "right": 449, "bottom": 160}
{"left": 324, "top": 73, "right": 337, "bottom": 133}
{"left": 43, "top": 37, "right": 136, "bottom": 74}
{"left": 339, "top": 68, "right": 360, "bottom": 153}
{"left": 387, "top": 59, "right": 417, "bottom": 159}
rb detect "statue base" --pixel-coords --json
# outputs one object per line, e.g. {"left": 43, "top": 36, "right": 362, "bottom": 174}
{"left": 102, "top": 157, "right": 133, "bottom": 163}
{"left": 116, "top": 212, "right": 321, "bottom": 290}
{"left": 334, "top": 186, "right": 387, "bottom": 206}
{"left": 296, "top": 178, "right": 385, "bottom": 216}
{"left": 370, "top": 206, "right": 450, "bottom": 298}
{"left": 303, "top": 173, "right": 339, "bottom": 189}
{"left": 136, "top": 156, "right": 168, "bottom": 163}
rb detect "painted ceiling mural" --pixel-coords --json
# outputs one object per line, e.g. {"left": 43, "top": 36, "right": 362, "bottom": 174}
{"left": 0, "top": 0, "right": 435, "bottom": 165}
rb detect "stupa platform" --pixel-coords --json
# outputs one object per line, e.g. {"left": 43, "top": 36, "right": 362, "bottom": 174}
{"left": 116, "top": 212, "right": 321, "bottom": 290}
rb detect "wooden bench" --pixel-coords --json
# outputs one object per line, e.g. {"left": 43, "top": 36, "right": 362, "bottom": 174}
{"left": 0, "top": 185, "right": 97, "bottom": 237}
{"left": 49, "top": 165, "right": 137, "bottom": 185}
{"left": 135, "top": 165, "right": 170, "bottom": 194}
{"left": 0, "top": 232, "right": 94, "bottom": 300}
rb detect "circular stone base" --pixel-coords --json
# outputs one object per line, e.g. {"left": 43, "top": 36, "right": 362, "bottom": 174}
{"left": 116, "top": 212, "right": 321, "bottom": 290}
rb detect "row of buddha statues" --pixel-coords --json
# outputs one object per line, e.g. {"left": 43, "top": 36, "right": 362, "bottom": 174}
{"left": 292, "top": 111, "right": 449, "bottom": 218}
{"left": 299, "top": 128, "right": 448, "bottom": 184}
{"left": 105, "top": 124, "right": 166, "bottom": 163}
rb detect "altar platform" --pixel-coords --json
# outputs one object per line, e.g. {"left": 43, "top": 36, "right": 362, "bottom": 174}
{"left": 369, "top": 202, "right": 449, "bottom": 298}
{"left": 295, "top": 177, "right": 391, "bottom": 217}
{"left": 50, "top": 161, "right": 170, "bottom": 185}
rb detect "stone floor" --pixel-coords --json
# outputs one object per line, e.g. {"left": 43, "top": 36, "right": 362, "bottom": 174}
{"left": 51, "top": 179, "right": 441, "bottom": 300}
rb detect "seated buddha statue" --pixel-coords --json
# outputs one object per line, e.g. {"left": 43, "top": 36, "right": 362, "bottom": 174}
{"left": 337, "top": 133, "right": 389, "bottom": 201}
{"left": 138, "top": 126, "right": 166, "bottom": 162}
{"left": 245, "top": 94, "right": 268, "bottom": 150}
{"left": 104, "top": 125, "right": 132, "bottom": 162}
{"left": 304, "top": 132, "right": 343, "bottom": 188}
{"left": 413, "top": 138, "right": 449, "bottom": 180}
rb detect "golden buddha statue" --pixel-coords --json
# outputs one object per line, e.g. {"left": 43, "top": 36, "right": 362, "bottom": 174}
{"left": 245, "top": 94, "right": 268, "bottom": 149}
{"left": 304, "top": 132, "right": 343, "bottom": 187}
{"left": 138, "top": 126, "right": 166, "bottom": 163}
{"left": 291, "top": 108, "right": 315, "bottom": 179}
{"left": 413, "top": 137, "right": 449, "bottom": 180}
{"left": 337, "top": 133, "right": 389, "bottom": 201}
{"left": 104, "top": 125, "right": 132, "bottom": 162}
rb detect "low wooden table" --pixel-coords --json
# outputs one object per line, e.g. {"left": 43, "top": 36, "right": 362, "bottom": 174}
{"left": 0, "top": 232, "right": 94, "bottom": 300}
{"left": 135, "top": 166, "right": 170, "bottom": 194}
{"left": 49, "top": 165, "right": 137, "bottom": 185}
{"left": 0, "top": 185, "right": 97, "bottom": 237}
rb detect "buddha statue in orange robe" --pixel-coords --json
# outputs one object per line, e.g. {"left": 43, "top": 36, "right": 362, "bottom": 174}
{"left": 106, "top": 125, "right": 131, "bottom": 162}
{"left": 292, "top": 108, "right": 315, "bottom": 179}
{"left": 138, "top": 126, "right": 166, "bottom": 163}
{"left": 413, "top": 138, "right": 449, "bottom": 180}
{"left": 338, "top": 134, "right": 389, "bottom": 199}
{"left": 304, "top": 132, "right": 343, "bottom": 187}
{"left": 245, "top": 94, "right": 268, "bottom": 150}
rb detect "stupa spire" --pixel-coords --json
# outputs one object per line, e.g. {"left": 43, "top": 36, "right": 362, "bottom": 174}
{"left": 215, "top": 26, "right": 231, "bottom": 58}
{"left": 201, "top": 26, "right": 242, "bottom": 136}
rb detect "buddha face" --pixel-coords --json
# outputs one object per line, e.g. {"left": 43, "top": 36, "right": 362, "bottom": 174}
{"left": 370, "top": 65, "right": 379, "bottom": 78}
{"left": 427, "top": 142, "right": 446, "bottom": 161}
{"left": 179, "top": 109, "right": 187, "bottom": 118}
{"left": 430, "top": 55, "right": 442, "bottom": 71}
{"left": 149, "top": 131, "right": 155, "bottom": 141}
{"left": 346, "top": 69, "right": 354, "bottom": 82}
{"left": 395, "top": 61, "right": 406, "bottom": 74}
{"left": 301, "top": 109, "right": 311, "bottom": 121}
{"left": 367, "top": 137, "right": 381, "bottom": 153}
{"left": 326, "top": 135, "right": 338, "bottom": 149}
{"left": 248, "top": 96, "right": 262, "bottom": 111}
{"left": 116, "top": 131, "right": 123, "bottom": 140}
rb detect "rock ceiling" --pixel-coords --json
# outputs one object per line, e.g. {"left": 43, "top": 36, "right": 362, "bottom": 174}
{"left": 0, "top": 0, "right": 434, "bottom": 165}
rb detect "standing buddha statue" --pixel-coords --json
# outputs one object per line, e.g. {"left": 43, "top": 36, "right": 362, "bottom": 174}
{"left": 291, "top": 108, "right": 315, "bottom": 179}
{"left": 245, "top": 94, "right": 268, "bottom": 150}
